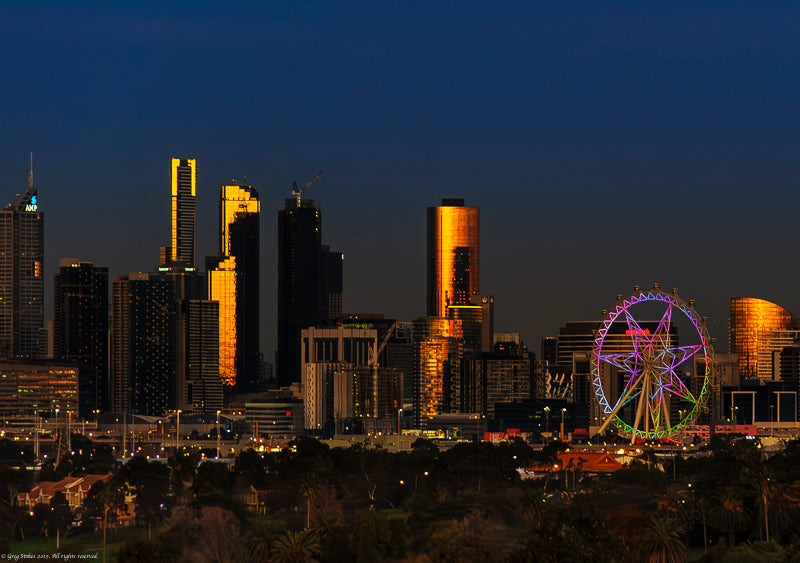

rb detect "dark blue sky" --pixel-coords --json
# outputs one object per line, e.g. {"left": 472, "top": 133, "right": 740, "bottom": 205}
{"left": 3, "top": 2, "right": 800, "bottom": 356}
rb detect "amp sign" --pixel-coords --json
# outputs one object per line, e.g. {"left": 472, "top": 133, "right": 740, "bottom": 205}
{"left": 25, "top": 195, "right": 37, "bottom": 212}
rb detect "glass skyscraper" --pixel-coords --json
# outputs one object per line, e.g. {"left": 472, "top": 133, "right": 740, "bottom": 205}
{"left": 171, "top": 158, "right": 196, "bottom": 266}
{"left": 277, "top": 198, "right": 343, "bottom": 387}
{"left": 729, "top": 297, "right": 800, "bottom": 381}
{"left": 0, "top": 165, "right": 43, "bottom": 358}
{"left": 426, "top": 198, "right": 479, "bottom": 317}
{"left": 208, "top": 182, "right": 260, "bottom": 392}
{"left": 53, "top": 259, "right": 109, "bottom": 415}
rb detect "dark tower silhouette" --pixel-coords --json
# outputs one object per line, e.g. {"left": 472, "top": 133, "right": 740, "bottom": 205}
{"left": 53, "top": 259, "right": 109, "bottom": 416}
{"left": 277, "top": 198, "right": 342, "bottom": 387}
{"left": 0, "top": 156, "right": 44, "bottom": 359}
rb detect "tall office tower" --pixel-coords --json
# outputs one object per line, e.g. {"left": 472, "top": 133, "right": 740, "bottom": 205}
{"left": 207, "top": 256, "right": 237, "bottom": 387}
{"left": 181, "top": 299, "right": 221, "bottom": 413}
{"left": 171, "top": 158, "right": 197, "bottom": 266}
{"left": 0, "top": 162, "right": 44, "bottom": 359}
{"left": 277, "top": 198, "right": 343, "bottom": 387}
{"left": 53, "top": 259, "right": 109, "bottom": 416}
{"left": 427, "top": 198, "right": 479, "bottom": 317}
{"left": 112, "top": 273, "right": 178, "bottom": 416}
{"left": 208, "top": 182, "right": 260, "bottom": 393}
{"left": 730, "top": 297, "right": 800, "bottom": 381}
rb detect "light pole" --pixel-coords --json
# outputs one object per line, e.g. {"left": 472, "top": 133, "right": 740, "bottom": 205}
{"left": 561, "top": 408, "right": 567, "bottom": 440}
{"left": 770, "top": 405, "right": 775, "bottom": 437}
{"left": 544, "top": 406, "right": 550, "bottom": 440}
{"left": 216, "top": 410, "right": 221, "bottom": 459}
{"left": 176, "top": 410, "right": 182, "bottom": 453}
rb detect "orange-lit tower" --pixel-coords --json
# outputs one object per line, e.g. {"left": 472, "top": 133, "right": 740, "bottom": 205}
{"left": 729, "top": 297, "right": 800, "bottom": 381}
{"left": 171, "top": 158, "right": 197, "bottom": 266}
{"left": 426, "top": 199, "right": 479, "bottom": 317}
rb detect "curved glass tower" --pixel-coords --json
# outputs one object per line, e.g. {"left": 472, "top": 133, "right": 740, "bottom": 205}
{"left": 426, "top": 199, "right": 479, "bottom": 317}
{"left": 729, "top": 297, "right": 800, "bottom": 381}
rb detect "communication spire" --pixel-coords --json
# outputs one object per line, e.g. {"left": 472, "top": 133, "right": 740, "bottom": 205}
{"left": 28, "top": 152, "right": 33, "bottom": 190}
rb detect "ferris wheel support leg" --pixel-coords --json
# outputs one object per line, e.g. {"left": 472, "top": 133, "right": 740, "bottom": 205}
{"left": 597, "top": 370, "right": 646, "bottom": 436}
{"left": 632, "top": 372, "right": 650, "bottom": 445}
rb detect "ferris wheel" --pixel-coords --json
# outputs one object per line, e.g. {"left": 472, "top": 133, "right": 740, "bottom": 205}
{"left": 592, "top": 285, "right": 713, "bottom": 443}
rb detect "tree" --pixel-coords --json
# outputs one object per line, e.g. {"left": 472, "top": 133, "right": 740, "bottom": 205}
{"left": 639, "top": 516, "right": 686, "bottom": 563}
{"left": 271, "top": 529, "right": 321, "bottom": 563}
{"left": 709, "top": 486, "right": 751, "bottom": 548}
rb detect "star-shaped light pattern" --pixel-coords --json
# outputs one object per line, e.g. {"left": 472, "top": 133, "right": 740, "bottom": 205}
{"left": 591, "top": 290, "right": 713, "bottom": 442}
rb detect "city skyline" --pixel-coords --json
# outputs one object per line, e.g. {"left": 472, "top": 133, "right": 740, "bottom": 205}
{"left": 4, "top": 4, "right": 800, "bottom": 357}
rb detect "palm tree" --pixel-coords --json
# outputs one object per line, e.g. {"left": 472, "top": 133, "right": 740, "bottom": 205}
{"left": 640, "top": 516, "right": 686, "bottom": 563}
{"left": 709, "top": 486, "right": 751, "bottom": 548}
{"left": 271, "top": 529, "right": 320, "bottom": 563}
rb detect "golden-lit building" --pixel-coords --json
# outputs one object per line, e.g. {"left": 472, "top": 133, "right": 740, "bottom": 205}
{"left": 208, "top": 183, "right": 260, "bottom": 392}
{"left": 729, "top": 297, "right": 800, "bottom": 381}
{"left": 208, "top": 257, "right": 237, "bottom": 386}
{"left": 0, "top": 361, "right": 78, "bottom": 416}
{"left": 413, "top": 317, "right": 463, "bottom": 427}
{"left": 427, "top": 199, "right": 479, "bottom": 317}
{"left": 171, "top": 158, "right": 197, "bottom": 266}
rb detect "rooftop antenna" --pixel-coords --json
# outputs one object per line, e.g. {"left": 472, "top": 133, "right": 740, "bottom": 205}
{"left": 28, "top": 152, "right": 33, "bottom": 190}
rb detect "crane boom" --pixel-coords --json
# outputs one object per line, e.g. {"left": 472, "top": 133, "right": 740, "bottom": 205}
{"left": 292, "top": 170, "right": 325, "bottom": 207}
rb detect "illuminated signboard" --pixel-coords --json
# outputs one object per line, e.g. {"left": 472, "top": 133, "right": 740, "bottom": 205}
{"left": 25, "top": 195, "right": 37, "bottom": 212}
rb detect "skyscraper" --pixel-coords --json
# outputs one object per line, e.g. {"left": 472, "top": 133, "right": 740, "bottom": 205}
{"left": 171, "top": 158, "right": 197, "bottom": 266}
{"left": 112, "top": 272, "right": 178, "bottom": 416}
{"left": 427, "top": 199, "right": 479, "bottom": 317}
{"left": 277, "top": 198, "right": 343, "bottom": 387}
{"left": 729, "top": 297, "right": 800, "bottom": 381}
{"left": 53, "top": 259, "right": 109, "bottom": 415}
{"left": 0, "top": 161, "right": 44, "bottom": 359}
{"left": 208, "top": 182, "right": 260, "bottom": 393}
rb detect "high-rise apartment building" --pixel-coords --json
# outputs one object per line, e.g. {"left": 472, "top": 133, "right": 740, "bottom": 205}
{"left": 277, "top": 198, "right": 342, "bottom": 387}
{"left": 53, "top": 259, "right": 109, "bottom": 415}
{"left": 208, "top": 183, "right": 260, "bottom": 393}
{"left": 0, "top": 163, "right": 44, "bottom": 359}
{"left": 112, "top": 272, "right": 178, "bottom": 416}
{"left": 171, "top": 158, "right": 197, "bottom": 266}
{"left": 181, "top": 299, "right": 222, "bottom": 413}
{"left": 413, "top": 317, "right": 463, "bottom": 427}
{"left": 729, "top": 297, "right": 800, "bottom": 381}
{"left": 427, "top": 199, "right": 479, "bottom": 317}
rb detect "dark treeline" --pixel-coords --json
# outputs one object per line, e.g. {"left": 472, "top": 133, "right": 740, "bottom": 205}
{"left": 2, "top": 435, "right": 800, "bottom": 561}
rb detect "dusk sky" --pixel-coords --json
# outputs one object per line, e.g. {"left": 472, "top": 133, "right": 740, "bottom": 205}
{"left": 3, "top": 2, "right": 800, "bottom": 357}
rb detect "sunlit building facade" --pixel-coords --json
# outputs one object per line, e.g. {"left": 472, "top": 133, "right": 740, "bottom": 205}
{"left": 207, "top": 257, "right": 237, "bottom": 386}
{"left": 729, "top": 297, "right": 800, "bottom": 381}
{"left": 171, "top": 158, "right": 197, "bottom": 266}
{"left": 413, "top": 317, "right": 463, "bottom": 427}
{"left": 0, "top": 169, "right": 44, "bottom": 359}
{"left": 427, "top": 199, "right": 479, "bottom": 317}
{"left": 207, "top": 182, "right": 261, "bottom": 392}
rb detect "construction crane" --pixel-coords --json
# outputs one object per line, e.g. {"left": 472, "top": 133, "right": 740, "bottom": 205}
{"left": 292, "top": 170, "right": 325, "bottom": 208}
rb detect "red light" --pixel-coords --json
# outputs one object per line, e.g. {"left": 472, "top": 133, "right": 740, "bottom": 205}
{"left": 285, "top": 412, "right": 291, "bottom": 416}
{"left": 625, "top": 329, "right": 651, "bottom": 336}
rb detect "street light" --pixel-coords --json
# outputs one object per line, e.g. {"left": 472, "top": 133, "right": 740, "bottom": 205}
{"left": 561, "top": 408, "right": 567, "bottom": 440}
{"left": 216, "top": 410, "right": 221, "bottom": 458}
{"left": 176, "top": 410, "right": 182, "bottom": 453}
{"left": 544, "top": 407, "right": 550, "bottom": 439}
